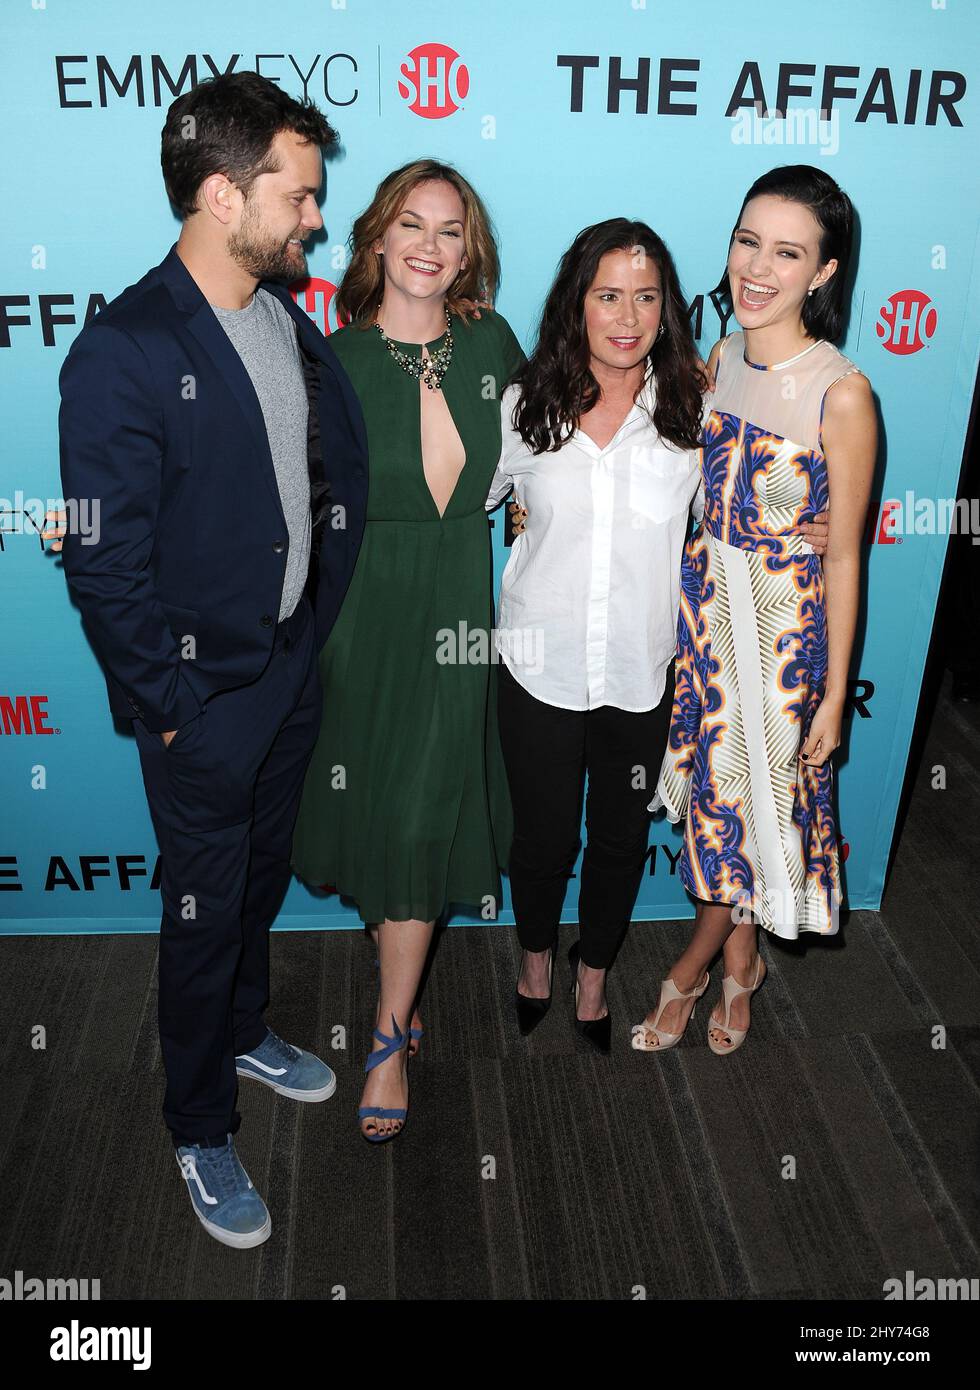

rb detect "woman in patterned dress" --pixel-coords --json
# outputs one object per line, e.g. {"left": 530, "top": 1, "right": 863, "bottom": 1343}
{"left": 632, "top": 165, "right": 877, "bottom": 1055}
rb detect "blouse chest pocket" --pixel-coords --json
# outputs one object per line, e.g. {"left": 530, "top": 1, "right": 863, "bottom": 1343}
{"left": 627, "top": 443, "right": 698, "bottom": 525}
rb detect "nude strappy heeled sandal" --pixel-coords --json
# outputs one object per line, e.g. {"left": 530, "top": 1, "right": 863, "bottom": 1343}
{"left": 631, "top": 970, "right": 710, "bottom": 1051}
{"left": 707, "top": 957, "right": 766, "bottom": 1055}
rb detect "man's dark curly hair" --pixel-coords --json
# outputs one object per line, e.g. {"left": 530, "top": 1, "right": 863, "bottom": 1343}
{"left": 161, "top": 71, "right": 338, "bottom": 218}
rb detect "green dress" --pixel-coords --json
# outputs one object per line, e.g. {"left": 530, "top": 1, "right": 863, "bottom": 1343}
{"left": 290, "top": 308, "right": 526, "bottom": 924}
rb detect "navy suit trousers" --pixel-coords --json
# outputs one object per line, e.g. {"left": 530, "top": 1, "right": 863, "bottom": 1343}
{"left": 132, "top": 593, "right": 321, "bottom": 1147}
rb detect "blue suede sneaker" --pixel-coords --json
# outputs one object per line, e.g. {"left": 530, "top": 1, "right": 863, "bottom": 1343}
{"left": 235, "top": 1028, "right": 337, "bottom": 1101}
{"left": 175, "top": 1136, "right": 271, "bottom": 1249}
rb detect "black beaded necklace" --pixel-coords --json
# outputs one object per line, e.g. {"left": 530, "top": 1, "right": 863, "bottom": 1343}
{"left": 374, "top": 306, "right": 454, "bottom": 391}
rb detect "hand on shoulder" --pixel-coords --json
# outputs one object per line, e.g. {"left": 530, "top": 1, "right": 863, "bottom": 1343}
{"left": 454, "top": 296, "right": 494, "bottom": 322}
{"left": 703, "top": 337, "right": 725, "bottom": 392}
{"left": 693, "top": 337, "right": 725, "bottom": 394}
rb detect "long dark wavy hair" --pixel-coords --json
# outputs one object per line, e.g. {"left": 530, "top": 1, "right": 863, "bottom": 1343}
{"left": 511, "top": 218, "right": 707, "bottom": 455}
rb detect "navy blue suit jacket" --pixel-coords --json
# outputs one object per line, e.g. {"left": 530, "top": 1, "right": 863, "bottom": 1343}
{"left": 58, "top": 244, "right": 368, "bottom": 733}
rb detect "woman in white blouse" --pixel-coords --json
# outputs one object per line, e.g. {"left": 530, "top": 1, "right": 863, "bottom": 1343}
{"left": 486, "top": 218, "right": 827, "bottom": 1051}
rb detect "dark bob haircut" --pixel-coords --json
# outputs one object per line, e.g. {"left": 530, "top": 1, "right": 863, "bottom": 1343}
{"left": 161, "top": 71, "right": 338, "bottom": 219}
{"left": 512, "top": 217, "right": 707, "bottom": 455}
{"left": 715, "top": 164, "right": 855, "bottom": 342}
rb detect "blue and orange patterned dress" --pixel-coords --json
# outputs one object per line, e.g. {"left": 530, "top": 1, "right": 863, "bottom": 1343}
{"left": 653, "top": 332, "right": 865, "bottom": 937}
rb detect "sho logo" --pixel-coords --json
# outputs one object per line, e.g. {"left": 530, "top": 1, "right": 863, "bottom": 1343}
{"left": 398, "top": 42, "right": 469, "bottom": 118}
{"left": 289, "top": 276, "right": 344, "bottom": 337}
{"left": 875, "top": 290, "right": 938, "bottom": 355}
{"left": 50, "top": 1319, "right": 151, "bottom": 1369}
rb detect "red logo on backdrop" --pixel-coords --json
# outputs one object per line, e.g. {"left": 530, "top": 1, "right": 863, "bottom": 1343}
{"left": 398, "top": 43, "right": 469, "bottom": 118}
{"left": 838, "top": 834, "right": 850, "bottom": 864}
{"left": 876, "top": 290, "right": 938, "bottom": 355}
{"left": 1, "top": 695, "right": 55, "bottom": 735}
{"left": 288, "top": 277, "right": 346, "bottom": 337}
{"left": 866, "top": 498, "right": 902, "bottom": 544}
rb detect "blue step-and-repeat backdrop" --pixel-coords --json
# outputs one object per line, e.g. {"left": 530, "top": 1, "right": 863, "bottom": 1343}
{"left": 1, "top": 0, "right": 978, "bottom": 934}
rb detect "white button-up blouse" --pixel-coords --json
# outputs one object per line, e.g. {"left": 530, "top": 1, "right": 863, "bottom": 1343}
{"left": 485, "top": 378, "right": 704, "bottom": 712}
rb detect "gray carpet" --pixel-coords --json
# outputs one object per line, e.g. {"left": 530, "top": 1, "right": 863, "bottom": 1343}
{"left": 1, "top": 675, "right": 977, "bottom": 1300}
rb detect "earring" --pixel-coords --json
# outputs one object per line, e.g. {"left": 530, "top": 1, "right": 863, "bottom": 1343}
{"left": 657, "top": 321, "right": 666, "bottom": 339}
{"left": 807, "top": 288, "right": 815, "bottom": 297}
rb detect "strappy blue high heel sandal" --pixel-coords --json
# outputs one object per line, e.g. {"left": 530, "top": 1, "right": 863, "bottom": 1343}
{"left": 358, "top": 1014, "right": 409, "bottom": 1143}
{"left": 373, "top": 955, "right": 423, "bottom": 1058}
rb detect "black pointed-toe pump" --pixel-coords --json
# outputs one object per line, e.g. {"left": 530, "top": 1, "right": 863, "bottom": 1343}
{"left": 568, "top": 941, "right": 612, "bottom": 1054}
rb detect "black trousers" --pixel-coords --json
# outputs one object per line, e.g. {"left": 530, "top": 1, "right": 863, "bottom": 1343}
{"left": 496, "top": 659, "right": 675, "bottom": 970}
{"left": 131, "top": 593, "right": 321, "bottom": 1148}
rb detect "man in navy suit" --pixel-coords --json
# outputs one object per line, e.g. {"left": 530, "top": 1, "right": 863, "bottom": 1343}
{"left": 57, "top": 72, "right": 367, "bottom": 1248}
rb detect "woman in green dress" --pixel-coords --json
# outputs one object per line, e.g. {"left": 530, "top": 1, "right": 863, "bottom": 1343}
{"left": 290, "top": 160, "right": 525, "bottom": 1141}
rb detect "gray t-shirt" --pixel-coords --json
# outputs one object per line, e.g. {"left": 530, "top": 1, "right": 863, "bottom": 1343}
{"left": 210, "top": 288, "right": 311, "bottom": 622}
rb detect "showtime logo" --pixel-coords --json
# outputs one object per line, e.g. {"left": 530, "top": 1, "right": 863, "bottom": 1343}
{"left": 398, "top": 43, "right": 469, "bottom": 118}
{"left": 876, "top": 290, "right": 938, "bottom": 355}
{"left": 288, "top": 276, "right": 344, "bottom": 337}
{"left": 1, "top": 696, "right": 56, "bottom": 735}
{"left": 868, "top": 498, "right": 902, "bottom": 544}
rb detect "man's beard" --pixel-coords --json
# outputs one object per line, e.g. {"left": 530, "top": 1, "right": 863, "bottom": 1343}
{"left": 227, "top": 202, "right": 306, "bottom": 282}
